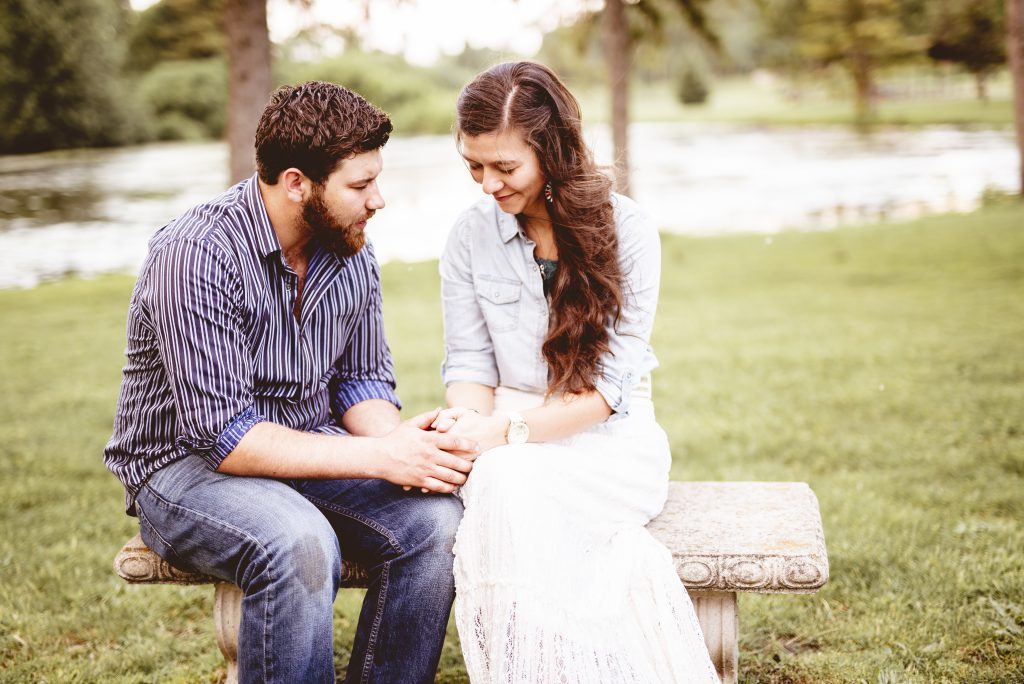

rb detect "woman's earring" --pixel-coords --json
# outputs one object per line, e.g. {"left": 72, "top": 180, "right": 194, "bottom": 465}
{"left": 544, "top": 181, "right": 554, "bottom": 204}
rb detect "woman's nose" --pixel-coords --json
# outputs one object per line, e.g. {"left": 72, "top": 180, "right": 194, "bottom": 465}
{"left": 481, "top": 171, "right": 503, "bottom": 195}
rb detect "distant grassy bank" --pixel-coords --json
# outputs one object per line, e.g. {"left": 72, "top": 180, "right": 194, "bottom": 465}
{"left": 575, "top": 77, "right": 1015, "bottom": 128}
{"left": 1, "top": 204, "right": 1022, "bottom": 682}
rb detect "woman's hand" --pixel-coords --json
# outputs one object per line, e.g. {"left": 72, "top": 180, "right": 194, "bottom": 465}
{"left": 432, "top": 407, "right": 509, "bottom": 452}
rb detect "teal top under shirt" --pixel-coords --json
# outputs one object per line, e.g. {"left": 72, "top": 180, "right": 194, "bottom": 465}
{"left": 439, "top": 192, "right": 662, "bottom": 418}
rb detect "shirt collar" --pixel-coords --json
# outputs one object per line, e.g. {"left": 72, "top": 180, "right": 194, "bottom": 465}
{"left": 496, "top": 200, "right": 524, "bottom": 244}
{"left": 241, "top": 174, "right": 284, "bottom": 259}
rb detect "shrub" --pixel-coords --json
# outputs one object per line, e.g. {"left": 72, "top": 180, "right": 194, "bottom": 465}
{"left": 136, "top": 58, "right": 226, "bottom": 141}
{"left": 281, "top": 51, "right": 457, "bottom": 136}
{"left": 677, "top": 67, "right": 710, "bottom": 106}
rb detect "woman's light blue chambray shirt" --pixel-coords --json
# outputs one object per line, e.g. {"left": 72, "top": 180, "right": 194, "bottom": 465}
{"left": 440, "top": 192, "right": 660, "bottom": 417}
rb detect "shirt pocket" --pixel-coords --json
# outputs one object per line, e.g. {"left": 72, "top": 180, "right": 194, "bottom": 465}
{"left": 475, "top": 274, "right": 522, "bottom": 333}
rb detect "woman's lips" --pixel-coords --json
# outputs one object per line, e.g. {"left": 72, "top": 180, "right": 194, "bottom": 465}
{"left": 494, "top": 193, "right": 513, "bottom": 203}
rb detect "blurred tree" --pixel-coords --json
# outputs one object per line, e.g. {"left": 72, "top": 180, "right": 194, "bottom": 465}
{"left": 283, "top": 49, "right": 456, "bottom": 134}
{"left": 763, "top": 0, "right": 925, "bottom": 122}
{"left": 127, "top": 0, "right": 225, "bottom": 73}
{"left": 601, "top": 0, "right": 720, "bottom": 196}
{"left": 224, "top": 0, "right": 272, "bottom": 183}
{"left": 796, "top": 0, "right": 923, "bottom": 122}
{"left": 0, "top": 0, "right": 139, "bottom": 154}
{"left": 535, "top": 19, "right": 606, "bottom": 89}
{"left": 927, "top": 0, "right": 1006, "bottom": 101}
{"left": 1009, "top": 0, "right": 1024, "bottom": 195}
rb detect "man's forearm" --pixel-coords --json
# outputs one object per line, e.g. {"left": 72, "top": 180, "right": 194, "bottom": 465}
{"left": 215, "top": 410, "right": 482, "bottom": 494}
{"left": 341, "top": 398, "right": 402, "bottom": 437}
{"left": 217, "top": 422, "right": 384, "bottom": 479}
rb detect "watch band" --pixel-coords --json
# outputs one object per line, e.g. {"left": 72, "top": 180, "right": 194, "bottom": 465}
{"left": 505, "top": 410, "right": 530, "bottom": 445}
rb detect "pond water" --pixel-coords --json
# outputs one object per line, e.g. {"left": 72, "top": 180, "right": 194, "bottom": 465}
{"left": 0, "top": 122, "right": 1017, "bottom": 288}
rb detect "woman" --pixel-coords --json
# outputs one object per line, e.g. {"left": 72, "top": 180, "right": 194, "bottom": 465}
{"left": 433, "top": 62, "right": 719, "bottom": 683}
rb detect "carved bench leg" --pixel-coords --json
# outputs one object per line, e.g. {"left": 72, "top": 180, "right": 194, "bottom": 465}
{"left": 692, "top": 590, "right": 739, "bottom": 684}
{"left": 213, "top": 582, "right": 243, "bottom": 684}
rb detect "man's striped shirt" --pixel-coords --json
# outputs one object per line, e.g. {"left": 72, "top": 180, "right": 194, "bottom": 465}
{"left": 104, "top": 175, "right": 400, "bottom": 514}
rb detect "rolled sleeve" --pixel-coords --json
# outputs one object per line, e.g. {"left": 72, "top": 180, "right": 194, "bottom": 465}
{"left": 440, "top": 216, "right": 499, "bottom": 387}
{"left": 207, "top": 406, "right": 265, "bottom": 468}
{"left": 146, "top": 238, "right": 263, "bottom": 470}
{"left": 595, "top": 201, "right": 662, "bottom": 416}
{"left": 332, "top": 249, "right": 402, "bottom": 417}
{"left": 333, "top": 379, "right": 402, "bottom": 416}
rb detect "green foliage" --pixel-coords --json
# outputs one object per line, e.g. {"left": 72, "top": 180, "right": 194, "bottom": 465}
{"left": 0, "top": 0, "right": 143, "bottom": 154}
{"left": 1, "top": 205, "right": 1023, "bottom": 681}
{"left": 927, "top": 0, "right": 1006, "bottom": 93}
{"left": 794, "top": 0, "right": 922, "bottom": 68}
{"left": 762, "top": 0, "right": 930, "bottom": 121}
{"left": 136, "top": 59, "right": 227, "bottom": 141}
{"left": 280, "top": 50, "right": 459, "bottom": 136}
{"left": 126, "top": 0, "right": 225, "bottom": 74}
{"left": 534, "top": 19, "right": 607, "bottom": 89}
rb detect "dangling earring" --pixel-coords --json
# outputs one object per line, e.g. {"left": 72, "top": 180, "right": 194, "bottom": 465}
{"left": 544, "top": 181, "right": 554, "bottom": 204}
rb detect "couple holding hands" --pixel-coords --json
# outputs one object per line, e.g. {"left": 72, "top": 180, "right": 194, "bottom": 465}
{"left": 104, "top": 62, "right": 719, "bottom": 683}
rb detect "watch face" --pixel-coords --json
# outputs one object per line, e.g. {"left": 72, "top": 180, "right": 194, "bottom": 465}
{"left": 507, "top": 421, "right": 529, "bottom": 444}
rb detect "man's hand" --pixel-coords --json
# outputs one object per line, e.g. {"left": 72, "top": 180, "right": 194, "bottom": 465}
{"left": 380, "top": 408, "right": 480, "bottom": 494}
{"left": 432, "top": 407, "right": 509, "bottom": 452}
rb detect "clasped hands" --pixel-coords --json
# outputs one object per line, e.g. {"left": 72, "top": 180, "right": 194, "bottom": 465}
{"left": 388, "top": 406, "right": 509, "bottom": 495}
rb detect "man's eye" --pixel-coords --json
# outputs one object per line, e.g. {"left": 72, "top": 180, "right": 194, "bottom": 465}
{"left": 352, "top": 184, "right": 368, "bottom": 190}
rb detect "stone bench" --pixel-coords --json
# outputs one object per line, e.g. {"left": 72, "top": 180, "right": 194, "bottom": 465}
{"left": 114, "top": 481, "right": 828, "bottom": 683}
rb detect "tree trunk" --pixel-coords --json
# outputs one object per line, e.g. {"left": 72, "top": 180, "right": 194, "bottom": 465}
{"left": 850, "top": 48, "right": 875, "bottom": 125}
{"left": 974, "top": 71, "right": 988, "bottom": 102}
{"left": 603, "top": 0, "right": 632, "bottom": 197}
{"left": 1008, "top": 0, "right": 1024, "bottom": 197}
{"left": 225, "top": 0, "right": 272, "bottom": 184}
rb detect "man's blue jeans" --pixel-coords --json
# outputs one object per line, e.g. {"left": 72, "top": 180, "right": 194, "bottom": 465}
{"left": 134, "top": 455, "right": 463, "bottom": 684}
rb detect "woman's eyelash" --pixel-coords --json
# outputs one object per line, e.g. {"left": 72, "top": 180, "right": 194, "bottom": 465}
{"left": 468, "top": 164, "right": 515, "bottom": 174}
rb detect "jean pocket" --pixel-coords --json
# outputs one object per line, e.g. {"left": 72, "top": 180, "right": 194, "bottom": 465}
{"left": 135, "top": 495, "right": 184, "bottom": 567}
{"left": 475, "top": 275, "right": 521, "bottom": 333}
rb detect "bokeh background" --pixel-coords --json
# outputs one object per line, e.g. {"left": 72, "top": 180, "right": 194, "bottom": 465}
{"left": 1, "top": 1, "right": 1022, "bottom": 682}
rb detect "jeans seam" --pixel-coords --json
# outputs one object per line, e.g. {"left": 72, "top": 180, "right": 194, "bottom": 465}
{"left": 360, "top": 560, "right": 390, "bottom": 684}
{"left": 264, "top": 555, "right": 275, "bottom": 684}
{"left": 142, "top": 481, "right": 281, "bottom": 682}
{"left": 302, "top": 493, "right": 405, "bottom": 555}
{"left": 134, "top": 496, "right": 182, "bottom": 560}
{"left": 140, "top": 481, "right": 274, "bottom": 575}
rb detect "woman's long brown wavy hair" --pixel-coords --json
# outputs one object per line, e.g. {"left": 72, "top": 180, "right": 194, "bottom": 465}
{"left": 456, "top": 61, "right": 623, "bottom": 396}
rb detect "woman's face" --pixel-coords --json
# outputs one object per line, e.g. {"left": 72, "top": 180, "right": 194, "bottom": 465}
{"left": 460, "top": 129, "right": 547, "bottom": 219}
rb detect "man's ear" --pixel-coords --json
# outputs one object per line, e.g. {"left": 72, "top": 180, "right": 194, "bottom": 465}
{"left": 279, "top": 168, "right": 309, "bottom": 204}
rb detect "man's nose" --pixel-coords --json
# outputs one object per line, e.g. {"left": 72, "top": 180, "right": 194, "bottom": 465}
{"left": 367, "top": 185, "right": 385, "bottom": 211}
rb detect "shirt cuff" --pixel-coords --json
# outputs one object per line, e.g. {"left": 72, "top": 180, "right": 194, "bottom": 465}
{"left": 206, "top": 405, "right": 265, "bottom": 470}
{"left": 334, "top": 379, "right": 402, "bottom": 416}
{"left": 441, "top": 353, "right": 499, "bottom": 388}
{"left": 594, "top": 368, "right": 637, "bottom": 417}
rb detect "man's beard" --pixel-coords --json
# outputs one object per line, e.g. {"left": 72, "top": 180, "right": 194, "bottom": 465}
{"left": 302, "top": 184, "right": 368, "bottom": 259}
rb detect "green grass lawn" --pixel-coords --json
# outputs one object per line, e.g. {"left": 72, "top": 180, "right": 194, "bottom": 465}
{"left": 576, "top": 77, "right": 1014, "bottom": 128}
{"left": 1, "top": 203, "right": 1022, "bottom": 682}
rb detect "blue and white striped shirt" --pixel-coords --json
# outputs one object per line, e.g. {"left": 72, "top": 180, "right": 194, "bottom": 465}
{"left": 104, "top": 175, "right": 400, "bottom": 514}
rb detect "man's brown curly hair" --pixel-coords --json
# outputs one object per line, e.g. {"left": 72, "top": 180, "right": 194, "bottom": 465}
{"left": 255, "top": 81, "right": 392, "bottom": 185}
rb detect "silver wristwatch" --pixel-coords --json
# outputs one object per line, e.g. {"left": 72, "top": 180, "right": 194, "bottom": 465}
{"left": 504, "top": 411, "right": 530, "bottom": 445}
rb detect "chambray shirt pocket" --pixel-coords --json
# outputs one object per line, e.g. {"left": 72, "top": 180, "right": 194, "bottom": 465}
{"left": 475, "top": 274, "right": 522, "bottom": 333}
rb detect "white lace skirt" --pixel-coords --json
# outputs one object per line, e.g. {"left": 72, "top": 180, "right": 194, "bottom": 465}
{"left": 453, "top": 386, "right": 721, "bottom": 683}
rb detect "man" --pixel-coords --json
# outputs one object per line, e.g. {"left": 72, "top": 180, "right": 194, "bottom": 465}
{"left": 104, "top": 81, "right": 478, "bottom": 684}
